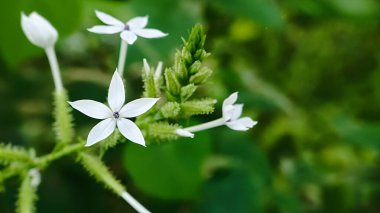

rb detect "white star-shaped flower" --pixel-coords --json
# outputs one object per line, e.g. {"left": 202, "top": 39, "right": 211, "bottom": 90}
{"left": 69, "top": 70, "right": 159, "bottom": 147}
{"left": 175, "top": 92, "right": 257, "bottom": 137}
{"left": 222, "top": 92, "right": 257, "bottom": 131}
{"left": 88, "top": 10, "right": 168, "bottom": 45}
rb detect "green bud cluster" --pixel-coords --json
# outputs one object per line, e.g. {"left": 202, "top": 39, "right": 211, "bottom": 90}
{"left": 164, "top": 24, "right": 212, "bottom": 102}
{"left": 145, "top": 122, "right": 181, "bottom": 141}
{"left": 160, "top": 102, "right": 181, "bottom": 119}
{"left": 138, "top": 25, "right": 216, "bottom": 142}
{"left": 180, "top": 98, "right": 216, "bottom": 117}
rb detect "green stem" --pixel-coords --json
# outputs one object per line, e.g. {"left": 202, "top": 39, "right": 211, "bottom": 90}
{"left": 117, "top": 40, "right": 128, "bottom": 77}
{"left": 36, "top": 143, "right": 84, "bottom": 167}
{"left": 45, "top": 46, "right": 63, "bottom": 93}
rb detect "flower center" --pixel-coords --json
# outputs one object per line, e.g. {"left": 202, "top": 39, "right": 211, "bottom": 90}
{"left": 113, "top": 112, "right": 120, "bottom": 119}
{"left": 124, "top": 24, "right": 130, "bottom": 31}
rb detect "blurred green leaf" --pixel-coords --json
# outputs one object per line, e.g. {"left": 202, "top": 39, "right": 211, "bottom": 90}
{"left": 199, "top": 170, "right": 261, "bottom": 213}
{"left": 0, "top": 0, "right": 83, "bottom": 68}
{"left": 208, "top": 0, "right": 285, "bottom": 29}
{"left": 198, "top": 129, "right": 272, "bottom": 212}
{"left": 123, "top": 131, "right": 211, "bottom": 199}
{"left": 331, "top": 115, "right": 380, "bottom": 149}
{"left": 329, "top": 0, "right": 379, "bottom": 18}
{"left": 128, "top": 0, "right": 203, "bottom": 61}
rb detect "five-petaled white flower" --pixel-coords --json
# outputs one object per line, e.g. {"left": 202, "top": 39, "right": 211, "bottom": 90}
{"left": 21, "top": 12, "right": 58, "bottom": 49}
{"left": 69, "top": 70, "right": 159, "bottom": 147}
{"left": 175, "top": 92, "right": 257, "bottom": 138}
{"left": 222, "top": 92, "right": 257, "bottom": 131}
{"left": 88, "top": 10, "right": 167, "bottom": 45}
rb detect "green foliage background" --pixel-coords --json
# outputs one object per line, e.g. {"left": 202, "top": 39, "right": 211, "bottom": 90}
{"left": 1, "top": 0, "right": 380, "bottom": 212}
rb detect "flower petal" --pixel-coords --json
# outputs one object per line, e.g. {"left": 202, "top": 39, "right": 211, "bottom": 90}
{"left": 119, "top": 98, "right": 159, "bottom": 118}
{"left": 154, "top": 61, "right": 163, "bottom": 80}
{"left": 231, "top": 104, "right": 243, "bottom": 120}
{"left": 223, "top": 92, "right": 238, "bottom": 108}
{"left": 225, "top": 121, "right": 249, "bottom": 131}
{"left": 238, "top": 117, "right": 258, "bottom": 128}
{"left": 127, "top": 16, "right": 148, "bottom": 29}
{"left": 108, "top": 70, "right": 125, "bottom": 112}
{"left": 225, "top": 117, "right": 257, "bottom": 131}
{"left": 95, "top": 10, "right": 124, "bottom": 27}
{"left": 143, "top": 58, "right": 150, "bottom": 74}
{"left": 120, "top": 31, "right": 138, "bottom": 44}
{"left": 86, "top": 118, "right": 116, "bottom": 146}
{"left": 68, "top": 100, "right": 112, "bottom": 119}
{"left": 117, "top": 118, "right": 145, "bottom": 146}
{"left": 132, "top": 28, "right": 168, "bottom": 38}
{"left": 88, "top": 25, "right": 123, "bottom": 34}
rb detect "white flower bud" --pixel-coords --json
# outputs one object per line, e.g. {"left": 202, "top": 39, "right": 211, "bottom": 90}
{"left": 21, "top": 12, "right": 58, "bottom": 49}
{"left": 175, "top": 129, "right": 194, "bottom": 138}
{"left": 28, "top": 168, "right": 41, "bottom": 187}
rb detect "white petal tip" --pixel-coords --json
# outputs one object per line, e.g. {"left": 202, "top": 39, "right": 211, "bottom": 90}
{"left": 250, "top": 121, "right": 258, "bottom": 128}
{"left": 133, "top": 140, "right": 146, "bottom": 147}
{"left": 85, "top": 140, "right": 98, "bottom": 147}
{"left": 175, "top": 129, "right": 194, "bottom": 138}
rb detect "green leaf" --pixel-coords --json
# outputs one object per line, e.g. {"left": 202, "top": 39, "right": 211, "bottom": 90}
{"left": 123, "top": 132, "right": 212, "bottom": 199}
{"left": 330, "top": 115, "right": 380, "bottom": 149}
{"left": 198, "top": 130, "right": 273, "bottom": 213}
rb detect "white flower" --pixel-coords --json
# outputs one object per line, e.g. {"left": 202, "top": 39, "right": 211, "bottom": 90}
{"left": 69, "top": 70, "right": 159, "bottom": 147}
{"left": 88, "top": 10, "right": 167, "bottom": 45}
{"left": 175, "top": 92, "right": 257, "bottom": 137}
{"left": 222, "top": 92, "right": 257, "bottom": 131}
{"left": 21, "top": 12, "right": 58, "bottom": 49}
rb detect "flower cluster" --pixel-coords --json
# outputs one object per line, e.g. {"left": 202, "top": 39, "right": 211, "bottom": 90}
{"left": 17, "top": 9, "right": 258, "bottom": 213}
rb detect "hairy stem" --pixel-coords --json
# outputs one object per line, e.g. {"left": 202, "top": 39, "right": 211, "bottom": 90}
{"left": 36, "top": 142, "right": 84, "bottom": 167}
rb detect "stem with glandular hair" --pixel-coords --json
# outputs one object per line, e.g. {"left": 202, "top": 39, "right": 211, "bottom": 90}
{"left": 36, "top": 143, "right": 84, "bottom": 167}
{"left": 117, "top": 40, "right": 128, "bottom": 76}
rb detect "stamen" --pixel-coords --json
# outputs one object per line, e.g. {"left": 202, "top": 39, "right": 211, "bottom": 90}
{"left": 124, "top": 24, "right": 130, "bottom": 31}
{"left": 113, "top": 112, "right": 120, "bottom": 119}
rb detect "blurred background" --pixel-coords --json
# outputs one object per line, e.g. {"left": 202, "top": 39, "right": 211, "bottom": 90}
{"left": 1, "top": 0, "right": 380, "bottom": 212}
